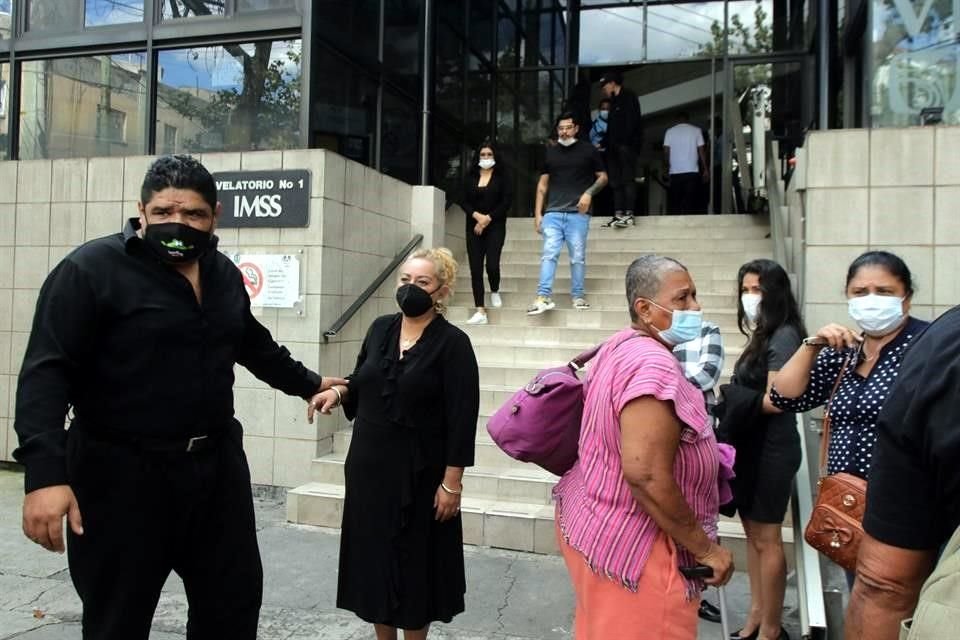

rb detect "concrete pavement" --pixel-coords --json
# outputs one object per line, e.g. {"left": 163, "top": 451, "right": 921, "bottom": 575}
{"left": 0, "top": 467, "right": 800, "bottom": 639}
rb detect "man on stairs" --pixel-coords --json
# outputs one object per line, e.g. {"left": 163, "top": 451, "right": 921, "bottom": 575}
{"left": 528, "top": 112, "right": 608, "bottom": 316}
{"left": 599, "top": 71, "right": 642, "bottom": 228}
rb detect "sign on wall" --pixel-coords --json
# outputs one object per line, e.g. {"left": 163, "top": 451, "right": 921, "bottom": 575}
{"left": 214, "top": 170, "right": 311, "bottom": 227}
{"left": 227, "top": 253, "right": 301, "bottom": 309}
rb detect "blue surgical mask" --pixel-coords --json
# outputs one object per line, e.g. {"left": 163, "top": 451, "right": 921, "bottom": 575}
{"left": 646, "top": 299, "right": 703, "bottom": 346}
{"left": 599, "top": 110, "right": 609, "bottom": 119}
{"left": 848, "top": 294, "right": 905, "bottom": 337}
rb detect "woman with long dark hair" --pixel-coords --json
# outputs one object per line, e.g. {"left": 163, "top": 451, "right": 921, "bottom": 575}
{"left": 462, "top": 141, "right": 512, "bottom": 325}
{"left": 727, "top": 259, "right": 805, "bottom": 640}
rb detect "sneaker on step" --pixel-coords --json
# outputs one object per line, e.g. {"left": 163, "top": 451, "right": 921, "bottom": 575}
{"left": 601, "top": 214, "right": 625, "bottom": 228}
{"left": 612, "top": 213, "right": 634, "bottom": 228}
{"left": 466, "top": 311, "right": 488, "bottom": 325}
{"left": 572, "top": 297, "right": 591, "bottom": 310}
{"left": 490, "top": 292, "right": 503, "bottom": 308}
{"left": 526, "top": 296, "right": 556, "bottom": 315}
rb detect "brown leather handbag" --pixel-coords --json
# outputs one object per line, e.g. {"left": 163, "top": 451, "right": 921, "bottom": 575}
{"left": 804, "top": 352, "right": 868, "bottom": 572}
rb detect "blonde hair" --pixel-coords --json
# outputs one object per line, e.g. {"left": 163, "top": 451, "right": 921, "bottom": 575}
{"left": 407, "top": 247, "right": 458, "bottom": 314}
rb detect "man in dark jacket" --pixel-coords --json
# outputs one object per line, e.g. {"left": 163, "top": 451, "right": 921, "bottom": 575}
{"left": 599, "top": 71, "right": 642, "bottom": 228}
{"left": 15, "top": 155, "right": 345, "bottom": 639}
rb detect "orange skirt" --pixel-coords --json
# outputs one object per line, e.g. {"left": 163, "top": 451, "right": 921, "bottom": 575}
{"left": 556, "top": 520, "right": 700, "bottom": 640}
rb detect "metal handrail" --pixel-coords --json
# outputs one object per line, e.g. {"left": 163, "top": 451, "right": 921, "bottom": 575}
{"left": 792, "top": 413, "right": 828, "bottom": 638}
{"left": 322, "top": 234, "right": 424, "bottom": 342}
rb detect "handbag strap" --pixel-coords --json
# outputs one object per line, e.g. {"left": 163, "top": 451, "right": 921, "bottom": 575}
{"left": 568, "top": 331, "right": 649, "bottom": 372}
{"left": 818, "top": 351, "right": 855, "bottom": 476}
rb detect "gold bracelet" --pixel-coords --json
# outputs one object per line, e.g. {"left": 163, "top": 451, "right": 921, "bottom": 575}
{"left": 330, "top": 386, "right": 343, "bottom": 406}
{"left": 440, "top": 482, "right": 462, "bottom": 496}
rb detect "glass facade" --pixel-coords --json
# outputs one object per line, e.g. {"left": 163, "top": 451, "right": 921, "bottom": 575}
{"left": 871, "top": 0, "right": 959, "bottom": 126}
{"left": 161, "top": 1, "right": 225, "bottom": 19}
{"left": 0, "top": 0, "right": 919, "bottom": 205}
{"left": 157, "top": 39, "right": 302, "bottom": 154}
{"left": 20, "top": 54, "right": 148, "bottom": 159}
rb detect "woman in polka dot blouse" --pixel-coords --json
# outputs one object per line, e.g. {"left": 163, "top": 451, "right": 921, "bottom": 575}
{"left": 769, "top": 251, "right": 928, "bottom": 479}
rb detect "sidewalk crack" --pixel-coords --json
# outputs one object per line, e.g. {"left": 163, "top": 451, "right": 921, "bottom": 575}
{"left": 494, "top": 557, "right": 518, "bottom": 632}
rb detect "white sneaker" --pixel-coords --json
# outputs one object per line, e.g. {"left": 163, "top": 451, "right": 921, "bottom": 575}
{"left": 526, "top": 296, "right": 556, "bottom": 315}
{"left": 573, "top": 297, "right": 591, "bottom": 310}
{"left": 490, "top": 292, "right": 503, "bottom": 308}
{"left": 466, "top": 311, "right": 488, "bottom": 325}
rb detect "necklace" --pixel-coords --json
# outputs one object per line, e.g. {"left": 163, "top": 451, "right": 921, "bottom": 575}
{"left": 400, "top": 335, "right": 419, "bottom": 351}
{"left": 859, "top": 342, "right": 880, "bottom": 362}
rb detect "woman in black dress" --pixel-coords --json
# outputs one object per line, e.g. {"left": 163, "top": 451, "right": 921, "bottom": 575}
{"left": 727, "top": 259, "right": 804, "bottom": 640}
{"left": 462, "top": 141, "right": 512, "bottom": 325}
{"left": 309, "top": 247, "right": 479, "bottom": 640}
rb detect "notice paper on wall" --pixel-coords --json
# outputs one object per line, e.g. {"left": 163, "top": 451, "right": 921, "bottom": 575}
{"left": 227, "top": 253, "right": 302, "bottom": 310}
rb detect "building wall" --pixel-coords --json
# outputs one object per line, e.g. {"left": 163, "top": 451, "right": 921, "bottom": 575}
{"left": 0, "top": 150, "right": 447, "bottom": 488}
{"left": 792, "top": 126, "right": 960, "bottom": 328}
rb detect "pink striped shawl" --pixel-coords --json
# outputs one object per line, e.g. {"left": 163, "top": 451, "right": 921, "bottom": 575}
{"left": 554, "top": 328, "right": 720, "bottom": 596}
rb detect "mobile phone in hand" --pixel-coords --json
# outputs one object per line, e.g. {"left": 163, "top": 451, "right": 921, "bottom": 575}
{"left": 679, "top": 565, "right": 714, "bottom": 579}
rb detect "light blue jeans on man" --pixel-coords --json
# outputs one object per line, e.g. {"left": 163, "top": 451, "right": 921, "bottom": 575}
{"left": 537, "top": 211, "right": 590, "bottom": 299}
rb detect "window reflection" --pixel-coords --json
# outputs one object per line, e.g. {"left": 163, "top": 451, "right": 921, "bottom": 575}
{"left": 0, "top": 0, "right": 12, "bottom": 39}
{"left": 85, "top": 0, "right": 145, "bottom": 27}
{"left": 436, "top": 23, "right": 465, "bottom": 121}
{"left": 579, "top": 7, "right": 645, "bottom": 64}
{"left": 26, "top": 1, "right": 82, "bottom": 32}
{"left": 310, "top": 49, "right": 377, "bottom": 166}
{"left": 314, "top": 0, "right": 379, "bottom": 64}
{"left": 381, "top": 90, "right": 419, "bottom": 184}
{"left": 19, "top": 54, "right": 148, "bottom": 159}
{"left": 156, "top": 39, "right": 302, "bottom": 153}
{"left": 384, "top": 0, "right": 421, "bottom": 95}
{"left": 0, "top": 62, "right": 8, "bottom": 159}
{"left": 871, "top": 0, "right": 959, "bottom": 126}
{"left": 237, "top": 0, "right": 296, "bottom": 10}
{"left": 161, "top": 0, "right": 225, "bottom": 19}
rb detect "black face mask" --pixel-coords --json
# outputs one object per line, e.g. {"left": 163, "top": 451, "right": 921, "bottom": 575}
{"left": 143, "top": 222, "right": 213, "bottom": 264}
{"left": 396, "top": 283, "right": 440, "bottom": 317}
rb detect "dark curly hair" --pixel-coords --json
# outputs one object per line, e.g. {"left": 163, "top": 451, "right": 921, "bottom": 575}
{"left": 140, "top": 155, "right": 217, "bottom": 211}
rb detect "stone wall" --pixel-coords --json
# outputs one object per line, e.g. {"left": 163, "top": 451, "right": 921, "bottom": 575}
{"left": 791, "top": 126, "right": 960, "bottom": 328}
{"left": 0, "top": 150, "right": 446, "bottom": 488}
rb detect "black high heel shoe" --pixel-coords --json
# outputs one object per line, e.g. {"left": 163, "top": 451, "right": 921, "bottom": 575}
{"left": 729, "top": 629, "right": 759, "bottom": 640}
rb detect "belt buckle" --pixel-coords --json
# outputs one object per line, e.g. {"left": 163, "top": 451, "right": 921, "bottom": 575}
{"left": 185, "top": 435, "right": 208, "bottom": 452}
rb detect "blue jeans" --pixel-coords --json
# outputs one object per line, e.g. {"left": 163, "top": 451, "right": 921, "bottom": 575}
{"left": 537, "top": 211, "right": 590, "bottom": 299}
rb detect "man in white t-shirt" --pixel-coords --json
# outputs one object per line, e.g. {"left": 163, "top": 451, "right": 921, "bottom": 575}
{"left": 663, "top": 112, "right": 709, "bottom": 214}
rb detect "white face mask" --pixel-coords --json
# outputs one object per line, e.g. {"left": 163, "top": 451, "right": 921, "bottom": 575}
{"left": 557, "top": 137, "right": 576, "bottom": 147}
{"left": 478, "top": 158, "right": 495, "bottom": 170}
{"left": 741, "top": 293, "right": 761, "bottom": 324}
{"left": 598, "top": 110, "right": 609, "bottom": 119}
{"left": 848, "top": 294, "right": 906, "bottom": 337}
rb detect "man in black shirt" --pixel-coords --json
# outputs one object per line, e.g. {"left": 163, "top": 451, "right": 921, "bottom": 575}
{"left": 528, "top": 112, "right": 607, "bottom": 315}
{"left": 14, "top": 155, "right": 344, "bottom": 640}
{"left": 845, "top": 305, "right": 960, "bottom": 639}
{"left": 599, "top": 71, "right": 642, "bottom": 228}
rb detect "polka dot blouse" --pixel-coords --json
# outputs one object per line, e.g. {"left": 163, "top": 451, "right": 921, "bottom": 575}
{"left": 769, "top": 317, "right": 929, "bottom": 478}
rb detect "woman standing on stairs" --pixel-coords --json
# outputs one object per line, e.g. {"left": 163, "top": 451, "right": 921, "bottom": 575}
{"left": 308, "top": 248, "right": 480, "bottom": 640}
{"left": 719, "top": 259, "right": 805, "bottom": 640}
{"left": 462, "top": 141, "right": 512, "bottom": 325}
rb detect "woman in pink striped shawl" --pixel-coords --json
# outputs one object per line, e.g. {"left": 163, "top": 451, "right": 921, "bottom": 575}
{"left": 554, "top": 255, "right": 734, "bottom": 639}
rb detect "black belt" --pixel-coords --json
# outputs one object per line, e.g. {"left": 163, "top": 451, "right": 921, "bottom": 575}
{"left": 81, "top": 428, "right": 226, "bottom": 454}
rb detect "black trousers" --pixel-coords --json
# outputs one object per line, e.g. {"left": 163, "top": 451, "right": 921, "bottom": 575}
{"left": 66, "top": 425, "right": 263, "bottom": 640}
{"left": 465, "top": 222, "right": 506, "bottom": 308}
{"left": 668, "top": 172, "right": 702, "bottom": 214}
{"left": 605, "top": 143, "right": 638, "bottom": 214}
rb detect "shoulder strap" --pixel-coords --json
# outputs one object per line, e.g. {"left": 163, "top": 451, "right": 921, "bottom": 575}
{"left": 568, "top": 331, "right": 648, "bottom": 373}
{"left": 819, "top": 351, "right": 855, "bottom": 476}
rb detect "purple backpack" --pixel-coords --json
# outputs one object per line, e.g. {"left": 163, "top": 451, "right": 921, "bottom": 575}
{"left": 486, "top": 344, "right": 603, "bottom": 476}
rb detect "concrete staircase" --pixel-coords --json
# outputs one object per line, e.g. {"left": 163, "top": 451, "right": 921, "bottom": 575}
{"left": 287, "top": 214, "right": 792, "bottom": 566}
